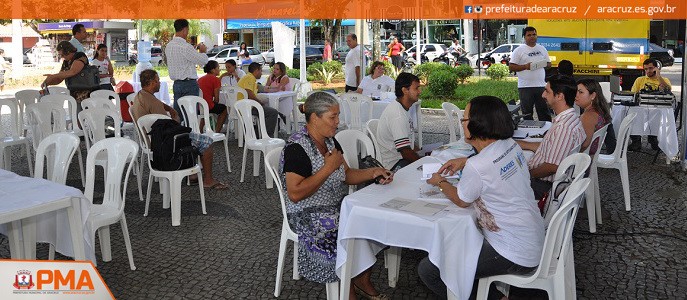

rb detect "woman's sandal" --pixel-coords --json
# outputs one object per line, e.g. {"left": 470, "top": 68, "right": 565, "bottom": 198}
{"left": 353, "top": 284, "right": 389, "bottom": 300}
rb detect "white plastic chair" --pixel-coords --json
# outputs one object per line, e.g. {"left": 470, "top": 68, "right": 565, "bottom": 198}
{"left": 47, "top": 86, "right": 69, "bottom": 95}
{"left": 80, "top": 137, "right": 138, "bottom": 270}
{"left": 90, "top": 89, "right": 121, "bottom": 113}
{"left": 365, "top": 119, "right": 382, "bottom": 161}
{"left": 265, "top": 147, "right": 339, "bottom": 299}
{"left": 234, "top": 100, "right": 286, "bottom": 189}
{"left": 544, "top": 153, "right": 591, "bottom": 227}
{"left": 411, "top": 100, "right": 424, "bottom": 149}
{"left": 126, "top": 93, "right": 136, "bottom": 107}
{"left": 177, "top": 96, "right": 232, "bottom": 172}
{"left": 223, "top": 86, "right": 247, "bottom": 146}
{"left": 582, "top": 124, "right": 609, "bottom": 233}
{"left": 136, "top": 114, "right": 206, "bottom": 226}
{"left": 441, "top": 102, "right": 464, "bottom": 143}
{"left": 339, "top": 93, "right": 373, "bottom": 131}
{"left": 79, "top": 108, "right": 144, "bottom": 202}
{"left": 0, "top": 99, "right": 34, "bottom": 176}
{"left": 14, "top": 89, "right": 41, "bottom": 136}
{"left": 334, "top": 129, "right": 375, "bottom": 194}
{"left": 475, "top": 178, "right": 591, "bottom": 300}
{"left": 81, "top": 97, "right": 118, "bottom": 111}
{"left": 598, "top": 112, "right": 637, "bottom": 213}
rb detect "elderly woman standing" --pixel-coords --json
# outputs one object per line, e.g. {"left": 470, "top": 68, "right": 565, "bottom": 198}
{"left": 419, "top": 96, "right": 545, "bottom": 300}
{"left": 280, "top": 92, "right": 393, "bottom": 299}
{"left": 44, "top": 41, "right": 92, "bottom": 110}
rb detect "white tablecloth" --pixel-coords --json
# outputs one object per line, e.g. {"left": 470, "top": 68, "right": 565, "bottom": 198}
{"left": 257, "top": 91, "right": 297, "bottom": 116}
{"left": 0, "top": 169, "right": 94, "bottom": 261}
{"left": 336, "top": 156, "right": 484, "bottom": 300}
{"left": 611, "top": 105, "right": 678, "bottom": 158}
{"left": 131, "top": 81, "right": 171, "bottom": 105}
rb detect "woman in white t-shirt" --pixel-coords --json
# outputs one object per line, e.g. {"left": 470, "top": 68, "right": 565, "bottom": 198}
{"left": 91, "top": 44, "right": 115, "bottom": 91}
{"left": 418, "top": 96, "right": 545, "bottom": 300}
{"left": 356, "top": 61, "right": 395, "bottom": 99}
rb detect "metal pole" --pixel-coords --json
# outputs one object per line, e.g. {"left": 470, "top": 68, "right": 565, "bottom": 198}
{"left": 477, "top": 19, "right": 482, "bottom": 77}
{"left": 681, "top": 20, "right": 687, "bottom": 169}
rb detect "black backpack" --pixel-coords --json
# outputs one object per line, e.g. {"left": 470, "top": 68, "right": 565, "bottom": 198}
{"left": 148, "top": 119, "right": 199, "bottom": 171}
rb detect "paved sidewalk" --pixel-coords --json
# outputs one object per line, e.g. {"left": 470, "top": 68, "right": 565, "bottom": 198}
{"left": 0, "top": 112, "right": 686, "bottom": 299}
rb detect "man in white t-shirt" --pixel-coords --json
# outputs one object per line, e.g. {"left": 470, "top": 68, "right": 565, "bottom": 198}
{"left": 344, "top": 34, "right": 364, "bottom": 93}
{"left": 509, "top": 26, "right": 552, "bottom": 122}
{"left": 376, "top": 72, "right": 422, "bottom": 170}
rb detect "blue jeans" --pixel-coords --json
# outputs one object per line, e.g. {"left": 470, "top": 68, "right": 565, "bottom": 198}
{"left": 173, "top": 79, "right": 200, "bottom": 124}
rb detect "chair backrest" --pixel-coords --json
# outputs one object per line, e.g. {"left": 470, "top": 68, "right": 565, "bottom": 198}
{"left": 47, "top": 86, "right": 69, "bottom": 95}
{"left": 126, "top": 93, "right": 136, "bottom": 107}
{"left": 235, "top": 100, "right": 270, "bottom": 141}
{"left": 553, "top": 153, "right": 591, "bottom": 184}
{"left": 39, "top": 94, "right": 79, "bottom": 131}
{"left": 223, "top": 86, "right": 248, "bottom": 118}
{"left": 14, "top": 89, "right": 41, "bottom": 127}
{"left": 0, "top": 99, "right": 22, "bottom": 139}
{"left": 339, "top": 93, "right": 373, "bottom": 131}
{"left": 78, "top": 108, "right": 122, "bottom": 149}
{"left": 26, "top": 102, "right": 67, "bottom": 149}
{"left": 84, "top": 137, "right": 138, "bottom": 213}
{"left": 287, "top": 77, "right": 299, "bottom": 91}
{"left": 365, "top": 119, "right": 382, "bottom": 160}
{"left": 599, "top": 82, "right": 612, "bottom": 104}
{"left": 334, "top": 129, "right": 376, "bottom": 169}
{"left": 128, "top": 105, "right": 143, "bottom": 144}
{"left": 536, "top": 178, "right": 590, "bottom": 279}
{"left": 33, "top": 132, "right": 80, "bottom": 184}
{"left": 134, "top": 114, "right": 171, "bottom": 157}
{"left": 82, "top": 97, "right": 118, "bottom": 111}
{"left": 264, "top": 146, "right": 295, "bottom": 236}
{"left": 583, "top": 123, "right": 610, "bottom": 158}
{"left": 441, "top": 102, "right": 464, "bottom": 143}
{"left": 90, "top": 90, "right": 121, "bottom": 113}
{"left": 612, "top": 112, "right": 637, "bottom": 161}
{"left": 177, "top": 95, "right": 213, "bottom": 133}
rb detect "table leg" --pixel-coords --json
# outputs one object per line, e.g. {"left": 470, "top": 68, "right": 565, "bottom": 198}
{"left": 339, "top": 238, "right": 355, "bottom": 300}
{"left": 21, "top": 217, "right": 37, "bottom": 259}
{"left": 6, "top": 221, "right": 24, "bottom": 259}
{"left": 67, "top": 197, "right": 87, "bottom": 262}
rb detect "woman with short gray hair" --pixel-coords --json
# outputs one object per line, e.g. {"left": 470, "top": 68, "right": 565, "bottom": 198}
{"left": 280, "top": 91, "right": 394, "bottom": 298}
{"left": 44, "top": 41, "right": 92, "bottom": 113}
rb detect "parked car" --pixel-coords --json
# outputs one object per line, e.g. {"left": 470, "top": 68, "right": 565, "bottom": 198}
{"left": 476, "top": 43, "right": 523, "bottom": 67}
{"left": 649, "top": 43, "right": 674, "bottom": 68}
{"left": 207, "top": 46, "right": 265, "bottom": 69}
{"left": 150, "top": 46, "right": 163, "bottom": 66}
{"left": 4, "top": 48, "right": 33, "bottom": 65}
{"left": 404, "top": 43, "right": 448, "bottom": 64}
{"left": 293, "top": 46, "right": 325, "bottom": 67}
{"left": 336, "top": 45, "right": 372, "bottom": 63}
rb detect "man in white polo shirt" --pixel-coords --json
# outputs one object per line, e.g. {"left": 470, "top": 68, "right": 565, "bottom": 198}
{"left": 509, "top": 26, "right": 552, "bottom": 122}
{"left": 517, "top": 74, "right": 586, "bottom": 200}
{"left": 376, "top": 72, "right": 422, "bottom": 171}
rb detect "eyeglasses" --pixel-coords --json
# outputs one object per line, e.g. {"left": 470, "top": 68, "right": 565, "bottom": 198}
{"left": 460, "top": 118, "right": 469, "bottom": 123}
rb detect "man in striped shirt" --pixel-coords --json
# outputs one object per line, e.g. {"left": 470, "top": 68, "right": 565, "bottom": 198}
{"left": 377, "top": 72, "right": 422, "bottom": 170}
{"left": 517, "top": 74, "right": 586, "bottom": 199}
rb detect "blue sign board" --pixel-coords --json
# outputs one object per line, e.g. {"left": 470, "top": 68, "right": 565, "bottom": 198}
{"left": 225, "top": 19, "right": 355, "bottom": 30}
{"left": 38, "top": 21, "right": 105, "bottom": 31}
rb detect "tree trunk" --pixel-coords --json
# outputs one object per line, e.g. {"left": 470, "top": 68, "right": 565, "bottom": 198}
{"left": 331, "top": 20, "right": 342, "bottom": 49}
{"left": 372, "top": 21, "right": 381, "bottom": 62}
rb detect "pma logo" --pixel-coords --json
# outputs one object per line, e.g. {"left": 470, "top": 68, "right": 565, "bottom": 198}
{"left": 13, "top": 270, "right": 34, "bottom": 290}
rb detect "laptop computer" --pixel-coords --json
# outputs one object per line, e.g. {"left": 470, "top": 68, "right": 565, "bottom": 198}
{"left": 518, "top": 119, "right": 546, "bottom": 128}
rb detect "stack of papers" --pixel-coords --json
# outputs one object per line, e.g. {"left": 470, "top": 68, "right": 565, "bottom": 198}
{"left": 421, "top": 163, "right": 461, "bottom": 180}
{"left": 530, "top": 59, "right": 549, "bottom": 70}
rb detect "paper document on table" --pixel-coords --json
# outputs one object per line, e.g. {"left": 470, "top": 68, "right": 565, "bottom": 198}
{"left": 421, "top": 163, "right": 461, "bottom": 180}
{"left": 513, "top": 130, "right": 529, "bottom": 139}
{"left": 380, "top": 198, "right": 448, "bottom": 216}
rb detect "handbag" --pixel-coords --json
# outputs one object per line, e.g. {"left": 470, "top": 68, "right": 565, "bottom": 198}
{"left": 357, "top": 155, "right": 385, "bottom": 188}
{"left": 65, "top": 64, "right": 100, "bottom": 90}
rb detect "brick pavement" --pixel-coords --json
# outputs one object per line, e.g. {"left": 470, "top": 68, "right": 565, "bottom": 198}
{"left": 0, "top": 111, "right": 686, "bottom": 299}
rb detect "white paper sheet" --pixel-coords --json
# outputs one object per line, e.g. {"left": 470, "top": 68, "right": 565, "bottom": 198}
{"left": 421, "top": 163, "right": 461, "bottom": 180}
{"left": 380, "top": 198, "right": 448, "bottom": 216}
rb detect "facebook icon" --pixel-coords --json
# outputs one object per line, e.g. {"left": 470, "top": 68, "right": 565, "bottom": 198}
{"left": 464, "top": 6, "right": 473, "bottom": 13}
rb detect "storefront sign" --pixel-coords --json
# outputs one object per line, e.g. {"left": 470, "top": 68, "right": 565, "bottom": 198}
{"left": 225, "top": 19, "right": 355, "bottom": 30}
{"left": 37, "top": 21, "right": 104, "bottom": 32}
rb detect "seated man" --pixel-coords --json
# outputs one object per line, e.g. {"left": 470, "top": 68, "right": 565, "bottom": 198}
{"left": 517, "top": 74, "right": 586, "bottom": 200}
{"left": 629, "top": 58, "right": 672, "bottom": 151}
{"left": 376, "top": 72, "right": 422, "bottom": 171}
{"left": 132, "top": 69, "right": 227, "bottom": 189}
{"left": 219, "top": 59, "right": 245, "bottom": 87}
{"left": 237, "top": 62, "right": 280, "bottom": 137}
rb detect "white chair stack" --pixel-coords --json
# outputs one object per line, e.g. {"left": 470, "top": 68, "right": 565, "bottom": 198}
{"left": 264, "top": 147, "right": 338, "bottom": 300}
{"left": 475, "top": 178, "right": 591, "bottom": 300}
{"left": 441, "top": 102, "right": 465, "bottom": 143}
{"left": 47, "top": 86, "right": 69, "bottom": 95}
{"left": 234, "top": 100, "right": 285, "bottom": 189}
{"left": 90, "top": 90, "right": 121, "bottom": 114}
{"left": 81, "top": 97, "right": 118, "bottom": 111}
{"left": 597, "top": 112, "right": 637, "bottom": 214}
{"left": 339, "top": 93, "right": 373, "bottom": 131}
{"left": 177, "top": 96, "right": 232, "bottom": 173}
{"left": 135, "top": 114, "right": 206, "bottom": 227}
{"left": 0, "top": 99, "right": 33, "bottom": 176}
{"left": 582, "top": 124, "right": 609, "bottom": 233}
{"left": 14, "top": 89, "right": 41, "bottom": 136}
